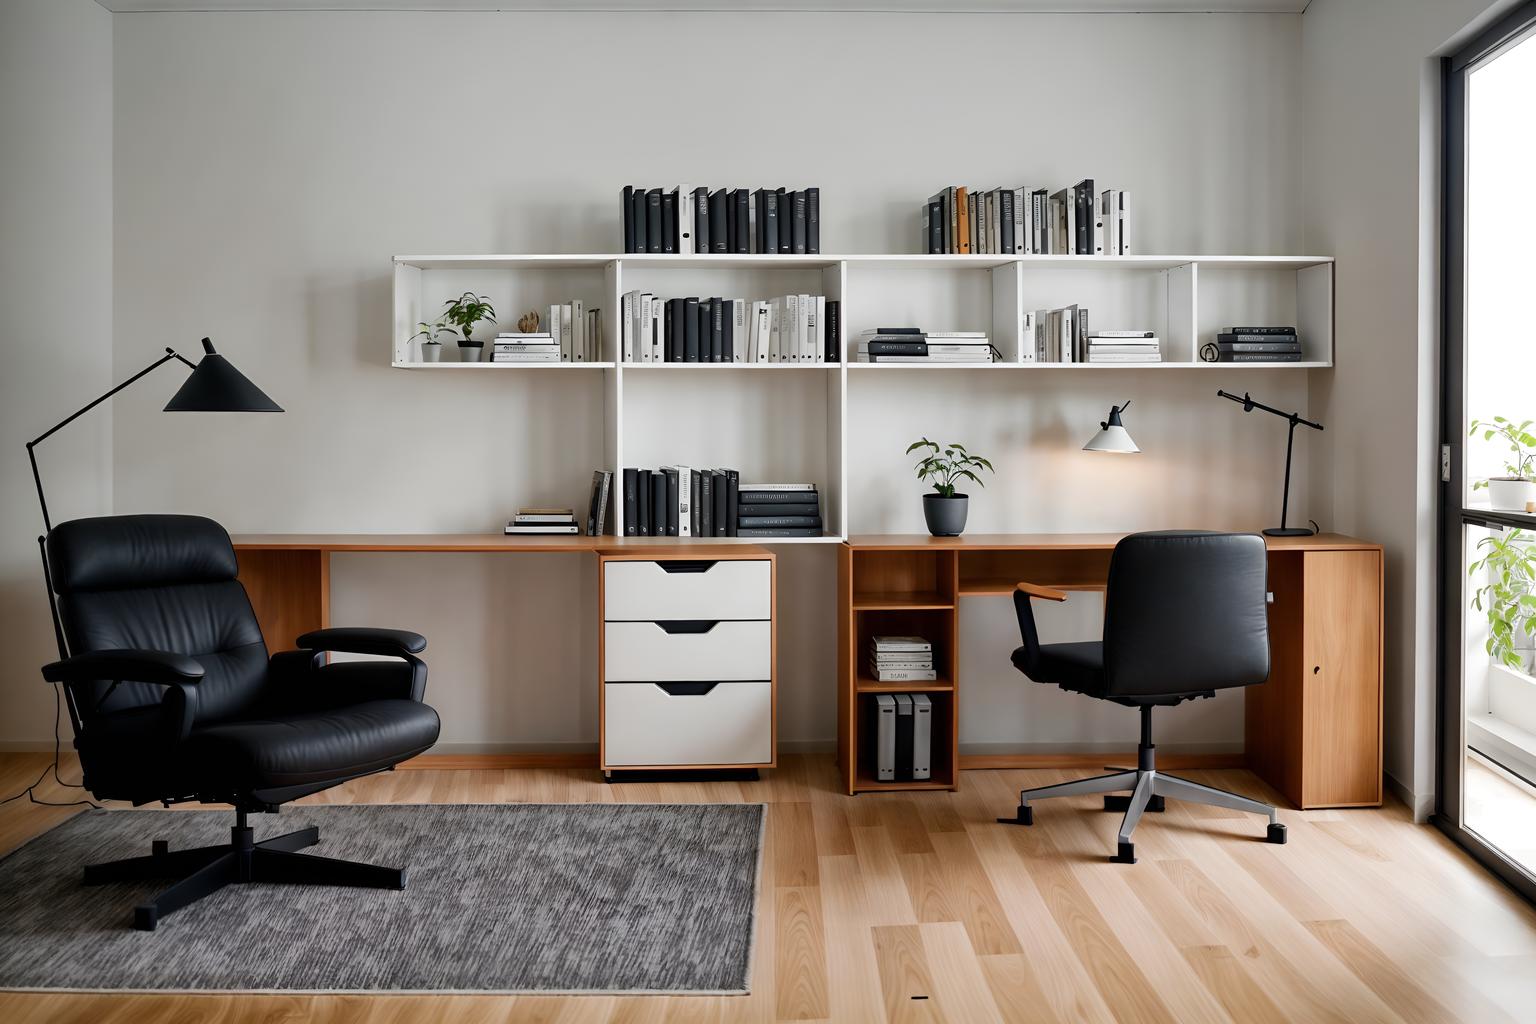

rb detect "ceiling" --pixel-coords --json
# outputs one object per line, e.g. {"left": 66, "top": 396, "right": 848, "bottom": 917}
{"left": 97, "top": 1, "right": 1312, "bottom": 14}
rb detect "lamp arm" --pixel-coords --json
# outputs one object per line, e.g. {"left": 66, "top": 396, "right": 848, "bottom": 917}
{"left": 25, "top": 347, "right": 194, "bottom": 533}
{"left": 1215, "top": 389, "right": 1324, "bottom": 432}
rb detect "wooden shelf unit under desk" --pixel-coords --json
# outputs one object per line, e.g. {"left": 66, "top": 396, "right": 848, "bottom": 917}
{"left": 838, "top": 533, "right": 1384, "bottom": 807}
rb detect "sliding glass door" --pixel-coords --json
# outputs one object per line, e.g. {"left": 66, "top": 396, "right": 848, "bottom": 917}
{"left": 1439, "top": 1, "right": 1536, "bottom": 898}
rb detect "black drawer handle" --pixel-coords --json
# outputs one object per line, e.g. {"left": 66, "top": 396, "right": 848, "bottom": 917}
{"left": 655, "top": 620, "right": 719, "bottom": 634}
{"left": 656, "top": 560, "right": 716, "bottom": 573}
{"left": 655, "top": 682, "right": 720, "bottom": 696}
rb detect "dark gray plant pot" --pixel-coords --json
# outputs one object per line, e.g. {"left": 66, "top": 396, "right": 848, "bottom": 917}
{"left": 923, "top": 493, "right": 969, "bottom": 536}
{"left": 459, "top": 340, "right": 484, "bottom": 363}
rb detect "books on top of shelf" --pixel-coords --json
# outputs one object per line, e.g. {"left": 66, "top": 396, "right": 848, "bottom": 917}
{"left": 868, "top": 636, "right": 936, "bottom": 681}
{"left": 737, "top": 484, "right": 821, "bottom": 537}
{"left": 854, "top": 327, "right": 993, "bottom": 363}
{"left": 923, "top": 181, "right": 1130, "bottom": 256}
{"left": 622, "top": 185, "right": 820, "bottom": 255}
{"left": 505, "top": 506, "right": 579, "bottom": 535}
{"left": 621, "top": 292, "right": 838, "bottom": 364}
{"left": 1214, "top": 326, "right": 1302, "bottom": 362}
{"left": 1086, "top": 332, "right": 1162, "bottom": 364}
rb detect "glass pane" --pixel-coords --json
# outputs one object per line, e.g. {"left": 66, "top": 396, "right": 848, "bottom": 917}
{"left": 1464, "top": 28, "right": 1536, "bottom": 513}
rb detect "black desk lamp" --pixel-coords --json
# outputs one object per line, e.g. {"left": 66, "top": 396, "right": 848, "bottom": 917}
{"left": 26, "top": 337, "right": 282, "bottom": 532}
{"left": 1217, "top": 389, "right": 1323, "bottom": 537}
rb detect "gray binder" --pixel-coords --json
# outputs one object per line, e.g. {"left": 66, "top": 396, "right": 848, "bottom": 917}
{"left": 872, "top": 694, "right": 897, "bottom": 781}
{"left": 911, "top": 694, "right": 932, "bottom": 780}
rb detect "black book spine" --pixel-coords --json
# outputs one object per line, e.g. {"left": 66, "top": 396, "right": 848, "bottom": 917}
{"left": 694, "top": 187, "right": 711, "bottom": 254}
{"left": 661, "top": 191, "right": 676, "bottom": 254}
{"left": 710, "top": 191, "right": 729, "bottom": 253}
{"left": 863, "top": 341, "right": 928, "bottom": 355}
{"left": 825, "top": 300, "right": 840, "bottom": 362}
{"left": 999, "top": 189, "right": 1014, "bottom": 255}
{"left": 1075, "top": 179, "right": 1093, "bottom": 255}
{"left": 754, "top": 190, "right": 767, "bottom": 253}
{"left": 737, "top": 527, "right": 821, "bottom": 537}
{"left": 622, "top": 468, "right": 638, "bottom": 536}
{"left": 776, "top": 188, "right": 791, "bottom": 253}
{"left": 632, "top": 189, "right": 648, "bottom": 254}
{"left": 662, "top": 298, "right": 674, "bottom": 363}
{"left": 726, "top": 469, "right": 739, "bottom": 537}
{"left": 667, "top": 297, "right": 684, "bottom": 362}
{"left": 764, "top": 189, "right": 780, "bottom": 255}
{"left": 791, "top": 190, "right": 807, "bottom": 254}
{"left": 684, "top": 297, "right": 701, "bottom": 362}
{"left": 652, "top": 470, "right": 668, "bottom": 536}
{"left": 664, "top": 469, "right": 680, "bottom": 536}
{"left": 710, "top": 297, "right": 724, "bottom": 362}
{"left": 738, "top": 515, "right": 822, "bottom": 529}
{"left": 1226, "top": 327, "right": 1298, "bottom": 336}
{"left": 622, "top": 185, "right": 635, "bottom": 253}
{"left": 733, "top": 190, "right": 749, "bottom": 254}
{"left": 637, "top": 469, "right": 651, "bottom": 536}
{"left": 806, "top": 187, "right": 820, "bottom": 254}
{"left": 700, "top": 472, "right": 713, "bottom": 538}
{"left": 712, "top": 472, "right": 729, "bottom": 536}
{"left": 928, "top": 200, "right": 941, "bottom": 254}
{"left": 646, "top": 189, "right": 663, "bottom": 254}
{"left": 737, "top": 489, "right": 818, "bottom": 504}
{"left": 690, "top": 471, "right": 702, "bottom": 537}
{"left": 739, "top": 502, "right": 820, "bottom": 517}
{"left": 722, "top": 299, "right": 734, "bottom": 362}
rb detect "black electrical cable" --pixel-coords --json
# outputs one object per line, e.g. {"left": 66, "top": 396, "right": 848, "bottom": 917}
{"left": 0, "top": 684, "right": 99, "bottom": 810}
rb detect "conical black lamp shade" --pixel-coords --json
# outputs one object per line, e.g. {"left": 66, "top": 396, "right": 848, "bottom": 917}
{"left": 164, "top": 338, "right": 283, "bottom": 412}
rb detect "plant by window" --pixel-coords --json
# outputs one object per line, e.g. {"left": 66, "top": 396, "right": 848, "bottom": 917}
{"left": 409, "top": 319, "right": 458, "bottom": 345}
{"left": 1469, "top": 528, "right": 1536, "bottom": 671}
{"left": 907, "top": 438, "right": 994, "bottom": 498}
{"left": 441, "top": 292, "right": 497, "bottom": 341}
{"left": 1469, "top": 416, "right": 1536, "bottom": 486}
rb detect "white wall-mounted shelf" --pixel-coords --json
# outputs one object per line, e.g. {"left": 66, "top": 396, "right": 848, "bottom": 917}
{"left": 391, "top": 251, "right": 1335, "bottom": 540}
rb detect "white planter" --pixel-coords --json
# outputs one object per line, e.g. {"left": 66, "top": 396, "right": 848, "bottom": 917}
{"left": 1488, "top": 477, "right": 1536, "bottom": 512}
{"left": 419, "top": 342, "right": 442, "bottom": 363}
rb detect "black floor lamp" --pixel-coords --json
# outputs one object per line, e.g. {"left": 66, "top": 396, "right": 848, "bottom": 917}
{"left": 1217, "top": 389, "right": 1324, "bottom": 537}
{"left": 26, "top": 337, "right": 282, "bottom": 533}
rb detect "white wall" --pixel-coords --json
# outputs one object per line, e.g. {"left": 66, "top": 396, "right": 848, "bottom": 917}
{"left": 1300, "top": 0, "right": 1515, "bottom": 816}
{"left": 5, "top": 8, "right": 1309, "bottom": 753}
{"left": 0, "top": 0, "right": 114, "bottom": 748}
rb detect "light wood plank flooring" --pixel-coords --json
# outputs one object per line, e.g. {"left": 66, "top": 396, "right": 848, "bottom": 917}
{"left": 3, "top": 753, "right": 1536, "bottom": 1023}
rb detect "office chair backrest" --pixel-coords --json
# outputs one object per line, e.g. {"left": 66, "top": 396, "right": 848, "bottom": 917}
{"left": 46, "top": 514, "right": 268, "bottom": 725}
{"left": 1102, "top": 531, "right": 1270, "bottom": 698}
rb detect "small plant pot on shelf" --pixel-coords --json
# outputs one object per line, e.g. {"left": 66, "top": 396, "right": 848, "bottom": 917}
{"left": 1488, "top": 478, "right": 1536, "bottom": 513}
{"left": 419, "top": 341, "right": 442, "bottom": 363}
{"left": 923, "top": 494, "right": 969, "bottom": 537}
{"left": 458, "top": 341, "right": 485, "bottom": 364}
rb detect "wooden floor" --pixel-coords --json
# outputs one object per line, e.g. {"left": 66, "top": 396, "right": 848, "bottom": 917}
{"left": 1466, "top": 751, "right": 1536, "bottom": 875}
{"left": 4, "top": 753, "right": 1536, "bottom": 1024}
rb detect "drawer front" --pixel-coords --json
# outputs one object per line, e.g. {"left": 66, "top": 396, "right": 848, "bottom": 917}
{"left": 604, "top": 681, "right": 772, "bottom": 766}
{"left": 604, "top": 559, "right": 771, "bottom": 622}
{"left": 604, "top": 620, "right": 771, "bottom": 681}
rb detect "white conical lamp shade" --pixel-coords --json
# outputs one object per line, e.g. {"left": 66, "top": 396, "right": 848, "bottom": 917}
{"left": 1083, "top": 403, "right": 1140, "bottom": 453}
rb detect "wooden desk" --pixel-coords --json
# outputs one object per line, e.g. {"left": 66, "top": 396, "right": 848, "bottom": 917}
{"left": 838, "top": 533, "right": 1384, "bottom": 808}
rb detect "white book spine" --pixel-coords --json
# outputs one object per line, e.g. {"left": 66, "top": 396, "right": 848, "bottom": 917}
{"left": 733, "top": 298, "right": 746, "bottom": 361}
{"left": 639, "top": 294, "right": 652, "bottom": 363}
{"left": 815, "top": 295, "right": 826, "bottom": 362}
{"left": 676, "top": 184, "right": 692, "bottom": 253}
{"left": 747, "top": 196, "right": 757, "bottom": 254}
{"left": 674, "top": 464, "right": 691, "bottom": 536}
{"left": 784, "top": 295, "right": 798, "bottom": 362}
{"left": 1013, "top": 186, "right": 1026, "bottom": 254}
{"left": 571, "top": 298, "right": 584, "bottom": 362}
{"left": 768, "top": 299, "right": 781, "bottom": 362}
{"left": 621, "top": 292, "right": 634, "bottom": 363}
{"left": 755, "top": 303, "right": 769, "bottom": 362}
{"left": 561, "top": 304, "right": 574, "bottom": 361}
{"left": 550, "top": 303, "right": 564, "bottom": 362}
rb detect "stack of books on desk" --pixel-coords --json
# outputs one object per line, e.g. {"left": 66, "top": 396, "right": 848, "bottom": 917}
{"left": 504, "top": 507, "right": 580, "bottom": 535}
{"left": 1086, "top": 332, "right": 1162, "bottom": 364}
{"left": 868, "top": 636, "right": 936, "bottom": 682}
{"left": 854, "top": 328, "right": 993, "bottom": 363}
{"left": 492, "top": 333, "right": 558, "bottom": 363}
{"left": 1215, "top": 326, "right": 1302, "bottom": 362}
{"left": 737, "top": 483, "right": 822, "bottom": 537}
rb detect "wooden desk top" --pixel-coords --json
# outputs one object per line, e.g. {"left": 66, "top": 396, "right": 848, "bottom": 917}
{"left": 230, "top": 534, "right": 774, "bottom": 555}
{"left": 843, "top": 532, "right": 1380, "bottom": 552}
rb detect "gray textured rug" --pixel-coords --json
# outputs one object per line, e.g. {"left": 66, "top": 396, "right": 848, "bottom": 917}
{"left": 0, "top": 803, "right": 763, "bottom": 993}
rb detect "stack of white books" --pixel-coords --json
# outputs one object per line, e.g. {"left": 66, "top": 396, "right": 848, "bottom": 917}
{"left": 492, "top": 333, "right": 559, "bottom": 363}
{"left": 925, "top": 331, "right": 992, "bottom": 362}
{"left": 868, "top": 636, "right": 936, "bottom": 682}
{"left": 1086, "top": 331, "right": 1161, "bottom": 364}
{"left": 504, "top": 507, "right": 579, "bottom": 534}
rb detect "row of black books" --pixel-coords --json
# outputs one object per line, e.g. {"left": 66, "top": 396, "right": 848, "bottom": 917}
{"left": 1213, "top": 326, "right": 1304, "bottom": 362}
{"left": 621, "top": 186, "right": 821, "bottom": 255}
{"left": 621, "top": 471, "right": 823, "bottom": 537}
{"left": 621, "top": 292, "right": 838, "bottom": 363}
{"left": 854, "top": 328, "right": 994, "bottom": 363}
{"left": 924, "top": 181, "right": 1131, "bottom": 256}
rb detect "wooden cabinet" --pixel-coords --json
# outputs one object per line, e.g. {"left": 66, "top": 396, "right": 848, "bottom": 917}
{"left": 1246, "top": 547, "right": 1383, "bottom": 808}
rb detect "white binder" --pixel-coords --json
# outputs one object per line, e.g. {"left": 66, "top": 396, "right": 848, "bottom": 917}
{"left": 911, "top": 694, "right": 932, "bottom": 780}
{"left": 872, "top": 694, "right": 896, "bottom": 781}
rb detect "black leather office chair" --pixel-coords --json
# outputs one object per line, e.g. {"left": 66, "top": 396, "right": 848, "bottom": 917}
{"left": 38, "top": 514, "right": 441, "bottom": 929}
{"left": 998, "top": 530, "right": 1287, "bottom": 863}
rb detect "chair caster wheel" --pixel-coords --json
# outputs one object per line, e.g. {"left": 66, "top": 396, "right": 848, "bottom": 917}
{"left": 1113, "top": 841, "right": 1137, "bottom": 864}
{"left": 133, "top": 905, "right": 158, "bottom": 931}
{"left": 1266, "top": 822, "right": 1288, "bottom": 845}
{"left": 1105, "top": 794, "right": 1164, "bottom": 812}
{"left": 151, "top": 839, "right": 169, "bottom": 856}
{"left": 997, "top": 805, "right": 1033, "bottom": 826}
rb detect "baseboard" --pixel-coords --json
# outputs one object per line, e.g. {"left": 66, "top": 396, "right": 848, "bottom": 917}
{"left": 959, "top": 752, "right": 1245, "bottom": 770}
{"left": 1384, "top": 770, "right": 1433, "bottom": 823}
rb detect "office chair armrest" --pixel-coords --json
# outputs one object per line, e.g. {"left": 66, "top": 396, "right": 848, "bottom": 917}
{"left": 42, "top": 649, "right": 205, "bottom": 686}
{"left": 295, "top": 627, "right": 427, "bottom": 658}
{"left": 1015, "top": 582, "right": 1069, "bottom": 602}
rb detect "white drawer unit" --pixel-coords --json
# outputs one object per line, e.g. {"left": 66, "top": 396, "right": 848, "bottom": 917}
{"left": 603, "top": 558, "right": 771, "bottom": 621}
{"left": 603, "top": 620, "right": 771, "bottom": 682}
{"left": 603, "top": 681, "right": 773, "bottom": 767}
{"left": 598, "top": 550, "right": 776, "bottom": 773}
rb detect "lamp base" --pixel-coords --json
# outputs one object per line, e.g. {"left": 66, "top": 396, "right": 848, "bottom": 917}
{"left": 1262, "top": 527, "right": 1316, "bottom": 537}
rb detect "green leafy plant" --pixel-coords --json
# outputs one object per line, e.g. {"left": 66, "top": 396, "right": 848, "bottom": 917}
{"left": 409, "top": 318, "right": 459, "bottom": 345}
{"left": 1469, "top": 416, "right": 1536, "bottom": 487}
{"left": 441, "top": 292, "right": 496, "bottom": 342}
{"left": 906, "top": 438, "right": 994, "bottom": 498}
{"left": 1469, "top": 528, "right": 1536, "bottom": 671}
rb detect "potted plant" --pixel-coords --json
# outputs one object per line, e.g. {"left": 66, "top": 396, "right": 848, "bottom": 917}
{"left": 408, "top": 319, "right": 458, "bottom": 363}
{"left": 907, "top": 438, "right": 994, "bottom": 536}
{"left": 1469, "top": 528, "right": 1536, "bottom": 675}
{"left": 1470, "top": 416, "right": 1536, "bottom": 512}
{"left": 442, "top": 292, "right": 497, "bottom": 363}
